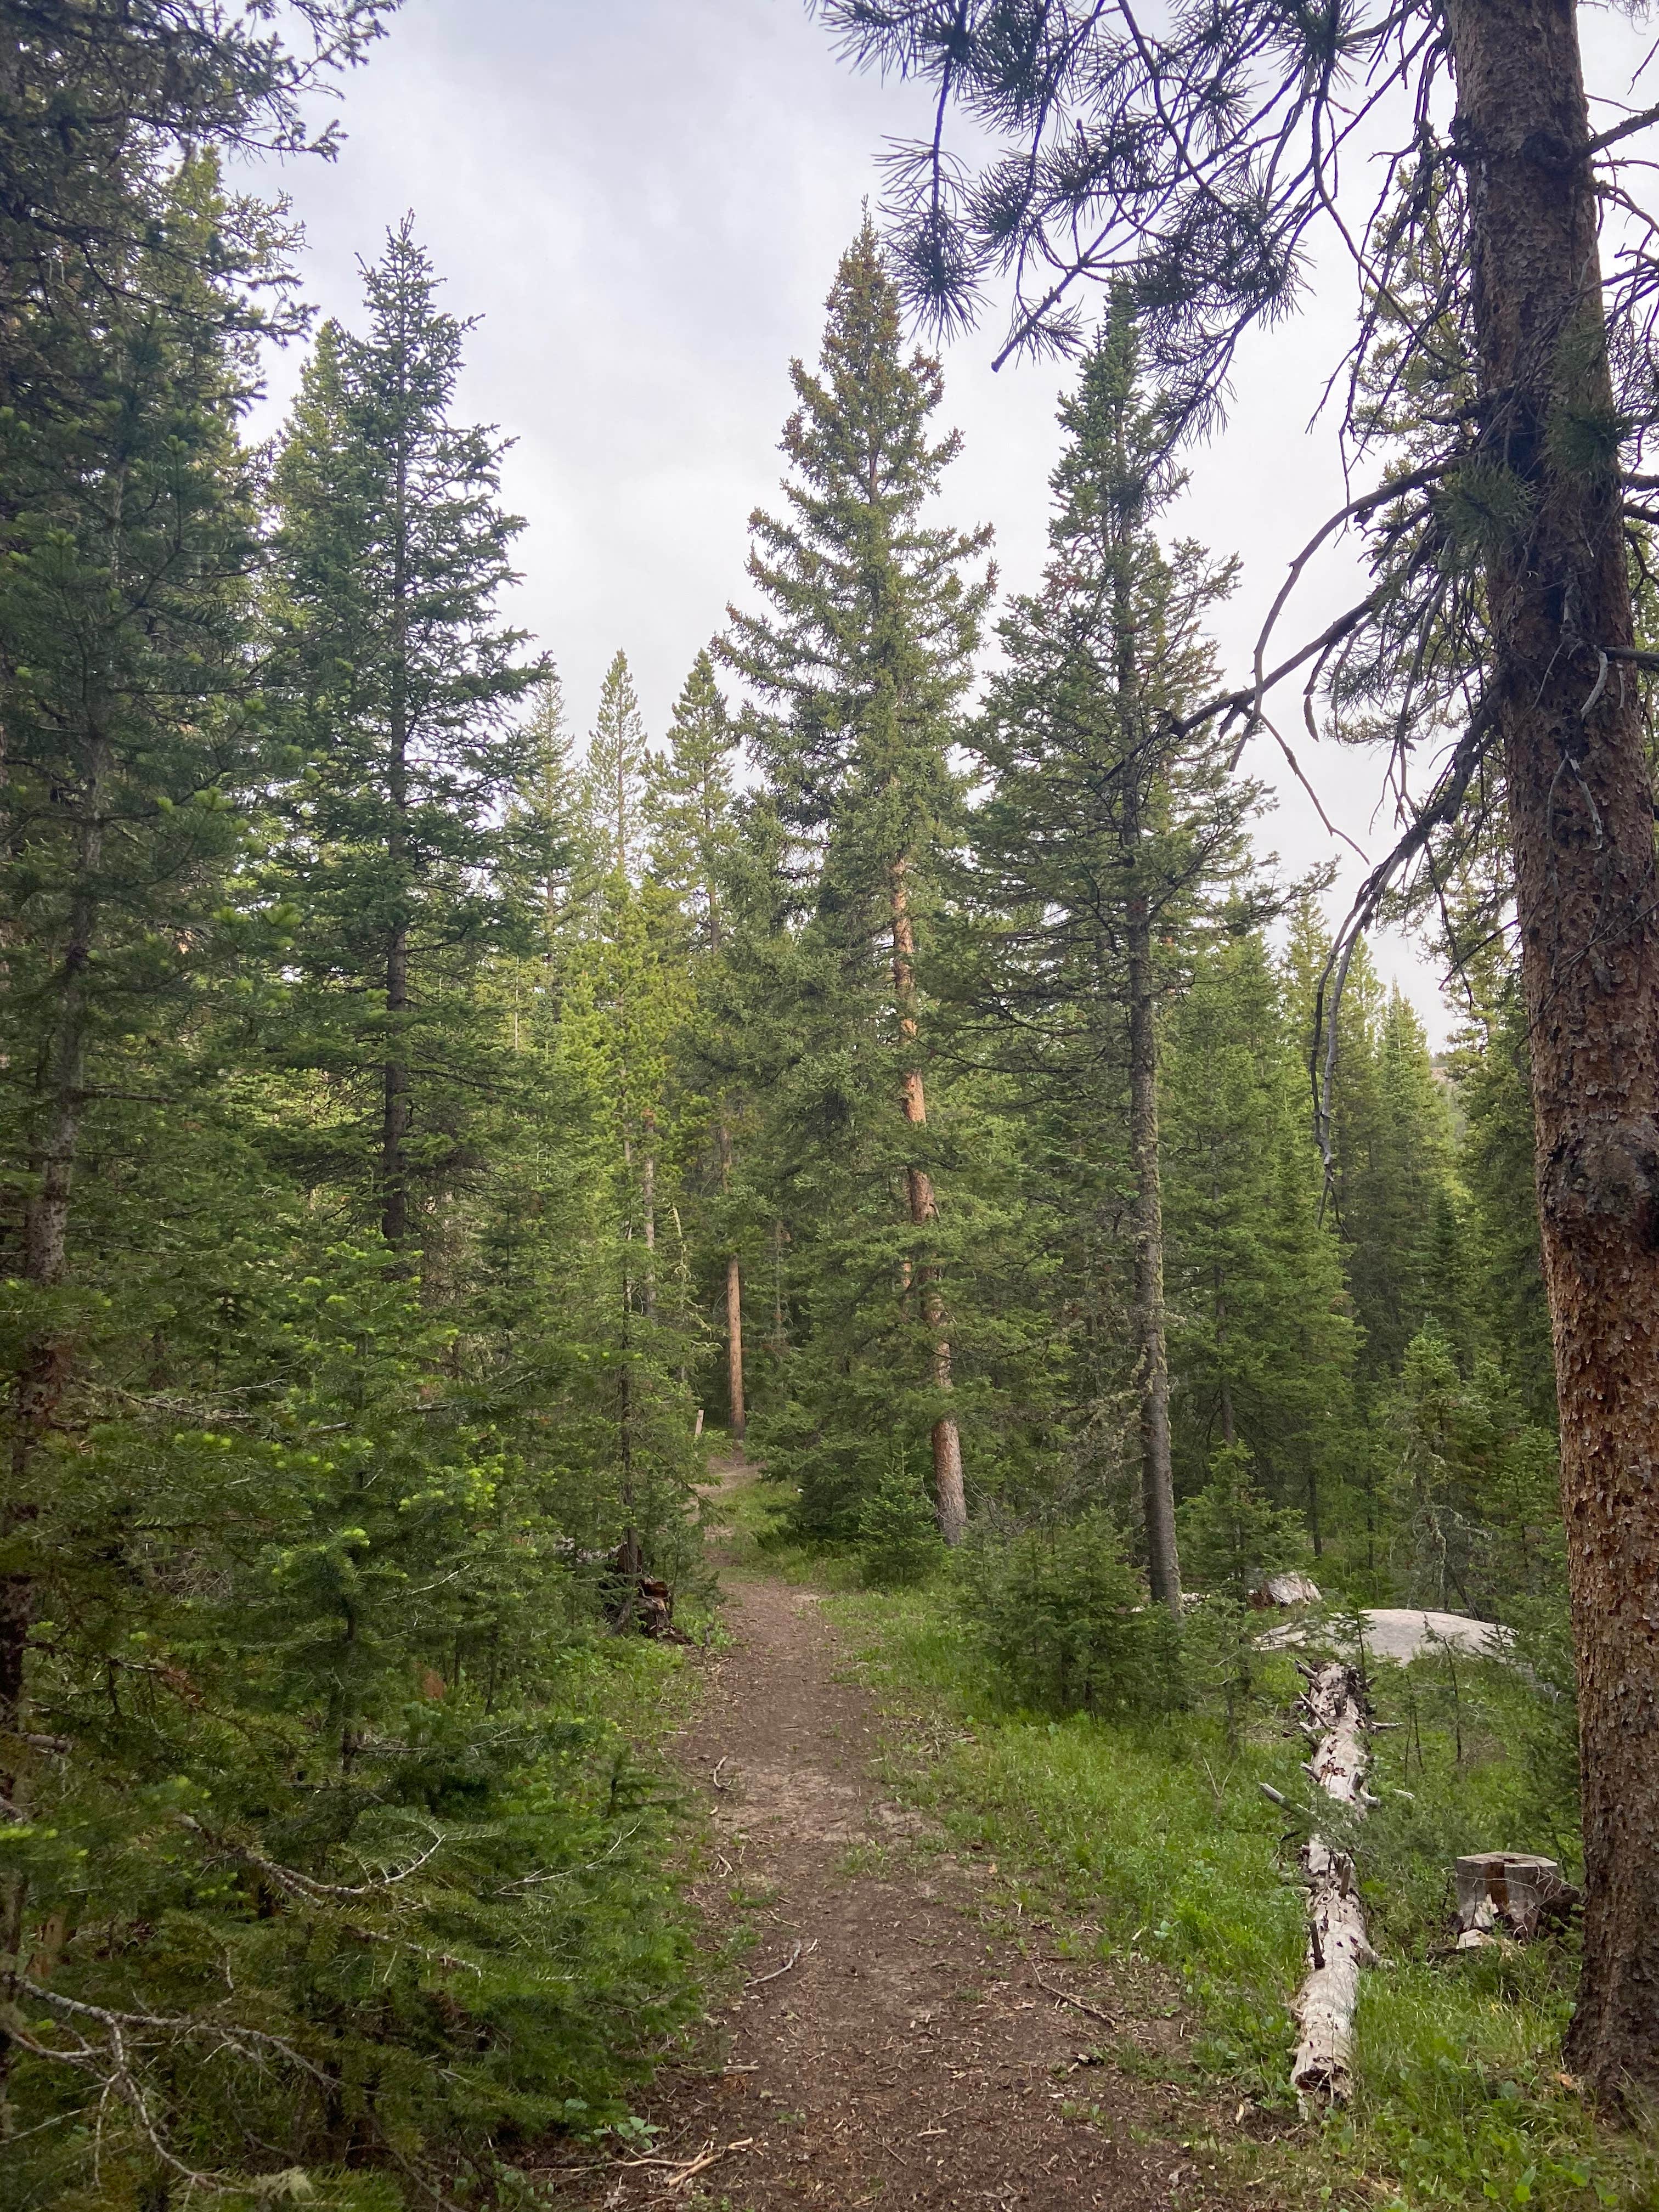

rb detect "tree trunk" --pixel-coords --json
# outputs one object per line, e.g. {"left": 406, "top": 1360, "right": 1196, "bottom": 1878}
{"left": 718, "top": 1119, "right": 744, "bottom": 1438}
{"left": 1126, "top": 809, "right": 1179, "bottom": 1615}
{"left": 382, "top": 920, "right": 410, "bottom": 1246}
{"left": 726, "top": 1254, "right": 746, "bottom": 1442}
{"left": 890, "top": 858, "right": 967, "bottom": 1546}
{"left": 642, "top": 1108, "right": 657, "bottom": 1319}
{"left": 1444, "top": 0, "right": 1659, "bottom": 2097}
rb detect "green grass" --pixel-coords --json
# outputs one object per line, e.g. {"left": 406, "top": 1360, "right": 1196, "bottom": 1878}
{"left": 726, "top": 1504, "right": 1659, "bottom": 2212}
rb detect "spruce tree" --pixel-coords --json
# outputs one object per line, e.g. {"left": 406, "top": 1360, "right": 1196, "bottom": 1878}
{"left": 966, "top": 304, "right": 1259, "bottom": 1607}
{"left": 646, "top": 648, "right": 748, "bottom": 1434}
{"left": 0, "top": 157, "right": 273, "bottom": 1751}
{"left": 268, "top": 218, "right": 537, "bottom": 1255}
{"left": 585, "top": 648, "right": 651, "bottom": 881}
{"left": 723, "top": 219, "right": 991, "bottom": 1541}
{"left": 1161, "top": 931, "right": 1357, "bottom": 1553}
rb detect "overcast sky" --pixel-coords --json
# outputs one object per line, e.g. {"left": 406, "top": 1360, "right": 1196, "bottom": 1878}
{"left": 241, "top": 1, "right": 1658, "bottom": 1047}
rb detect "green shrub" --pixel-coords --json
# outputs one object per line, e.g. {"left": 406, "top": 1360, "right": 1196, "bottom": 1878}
{"left": 857, "top": 1444, "right": 945, "bottom": 1587}
{"left": 954, "top": 1509, "right": 1181, "bottom": 1716}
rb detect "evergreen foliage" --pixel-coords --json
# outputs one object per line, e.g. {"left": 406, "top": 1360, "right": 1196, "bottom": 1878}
{"left": 719, "top": 219, "right": 996, "bottom": 1539}
{"left": 0, "top": 19, "right": 1588, "bottom": 2193}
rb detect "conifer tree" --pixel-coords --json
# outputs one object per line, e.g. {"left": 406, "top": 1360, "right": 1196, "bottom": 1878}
{"left": 723, "top": 219, "right": 991, "bottom": 1540}
{"left": 0, "top": 157, "right": 273, "bottom": 1750}
{"left": 966, "top": 305, "right": 1258, "bottom": 1607}
{"left": 647, "top": 649, "right": 748, "bottom": 1434}
{"left": 1161, "top": 932, "right": 1357, "bottom": 1553}
{"left": 268, "top": 218, "right": 536, "bottom": 1255}
{"left": 511, "top": 668, "right": 591, "bottom": 962}
{"left": 647, "top": 647, "right": 740, "bottom": 954}
{"left": 585, "top": 648, "right": 651, "bottom": 881}
{"left": 1327, "top": 952, "right": 1465, "bottom": 1387}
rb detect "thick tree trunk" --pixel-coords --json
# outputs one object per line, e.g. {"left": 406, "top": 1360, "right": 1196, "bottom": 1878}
{"left": 890, "top": 860, "right": 967, "bottom": 1546}
{"left": 1444, "top": 0, "right": 1659, "bottom": 2097}
{"left": 1126, "top": 830, "right": 1179, "bottom": 1614}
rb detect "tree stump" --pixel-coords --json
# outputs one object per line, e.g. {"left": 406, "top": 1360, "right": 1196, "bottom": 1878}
{"left": 1250, "top": 1570, "right": 1323, "bottom": 1609}
{"left": 1454, "top": 1853, "right": 1577, "bottom": 1947}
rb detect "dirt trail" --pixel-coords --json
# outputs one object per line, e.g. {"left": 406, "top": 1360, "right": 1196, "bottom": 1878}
{"left": 560, "top": 1457, "right": 1264, "bottom": 2210}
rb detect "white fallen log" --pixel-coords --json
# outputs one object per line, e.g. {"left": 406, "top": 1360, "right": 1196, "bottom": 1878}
{"left": 1290, "top": 1660, "right": 1375, "bottom": 2106}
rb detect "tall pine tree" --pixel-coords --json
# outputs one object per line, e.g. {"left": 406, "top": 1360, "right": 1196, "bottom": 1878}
{"left": 268, "top": 218, "right": 537, "bottom": 1256}
{"left": 723, "top": 219, "right": 992, "bottom": 1540}
{"left": 966, "top": 305, "right": 1260, "bottom": 1606}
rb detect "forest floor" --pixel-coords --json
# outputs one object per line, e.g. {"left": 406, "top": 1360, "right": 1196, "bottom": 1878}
{"left": 548, "top": 1452, "right": 1288, "bottom": 2212}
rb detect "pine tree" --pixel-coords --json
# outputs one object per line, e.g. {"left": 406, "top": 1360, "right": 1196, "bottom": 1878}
{"left": 585, "top": 648, "right": 651, "bottom": 881}
{"left": 268, "top": 218, "right": 537, "bottom": 1255}
{"left": 646, "top": 648, "right": 748, "bottom": 1434}
{"left": 966, "top": 303, "right": 1260, "bottom": 1607}
{"left": 647, "top": 647, "right": 740, "bottom": 955}
{"left": 0, "top": 156, "right": 272, "bottom": 1752}
{"left": 1328, "top": 951, "right": 1464, "bottom": 1389}
{"left": 511, "top": 668, "right": 592, "bottom": 961}
{"left": 1162, "top": 932, "right": 1357, "bottom": 1554}
{"left": 723, "top": 219, "right": 992, "bottom": 1540}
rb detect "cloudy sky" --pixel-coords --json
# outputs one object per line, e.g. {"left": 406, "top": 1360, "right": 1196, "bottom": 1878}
{"left": 241, "top": 1, "right": 1657, "bottom": 1043}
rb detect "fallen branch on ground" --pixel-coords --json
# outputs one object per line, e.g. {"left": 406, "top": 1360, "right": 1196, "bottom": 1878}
{"left": 1032, "top": 1969, "right": 1115, "bottom": 2026}
{"left": 745, "top": 1937, "right": 817, "bottom": 1989}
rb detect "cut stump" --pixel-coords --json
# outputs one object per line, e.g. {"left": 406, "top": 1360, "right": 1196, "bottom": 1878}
{"left": 1454, "top": 1853, "right": 1577, "bottom": 1948}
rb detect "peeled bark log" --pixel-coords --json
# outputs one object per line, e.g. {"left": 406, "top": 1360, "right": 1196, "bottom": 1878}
{"left": 1441, "top": 0, "right": 1659, "bottom": 2098}
{"left": 1290, "top": 1661, "right": 1374, "bottom": 2104}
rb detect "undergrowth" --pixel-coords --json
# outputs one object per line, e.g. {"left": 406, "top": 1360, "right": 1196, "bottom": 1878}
{"left": 719, "top": 1474, "right": 1657, "bottom": 2212}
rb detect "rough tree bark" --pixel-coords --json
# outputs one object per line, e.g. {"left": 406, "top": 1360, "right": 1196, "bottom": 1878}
{"left": 1113, "top": 516, "right": 1179, "bottom": 1612}
{"left": 890, "top": 857, "right": 967, "bottom": 1545}
{"left": 1443, "top": 0, "right": 1659, "bottom": 2097}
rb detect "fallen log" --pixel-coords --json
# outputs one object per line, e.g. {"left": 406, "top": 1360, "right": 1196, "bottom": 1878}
{"left": 1290, "top": 1660, "right": 1376, "bottom": 2106}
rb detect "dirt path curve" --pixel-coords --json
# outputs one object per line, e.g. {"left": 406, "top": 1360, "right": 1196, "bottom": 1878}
{"left": 564, "top": 1457, "right": 1256, "bottom": 2211}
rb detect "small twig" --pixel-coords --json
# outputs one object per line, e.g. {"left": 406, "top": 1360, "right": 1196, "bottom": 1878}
{"left": 1032, "top": 1970, "right": 1115, "bottom": 2026}
{"left": 712, "top": 1757, "right": 731, "bottom": 1792}
{"left": 746, "top": 1937, "right": 817, "bottom": 1989}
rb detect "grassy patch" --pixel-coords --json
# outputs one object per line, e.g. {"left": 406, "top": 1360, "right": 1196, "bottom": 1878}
{"left": 820, "top": 1573, "right": 1658, "bottom": 2212}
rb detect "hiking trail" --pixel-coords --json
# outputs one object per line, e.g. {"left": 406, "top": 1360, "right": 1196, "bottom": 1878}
{"left": 555, "top": 1453, "right": 1276, "bottom": 2210}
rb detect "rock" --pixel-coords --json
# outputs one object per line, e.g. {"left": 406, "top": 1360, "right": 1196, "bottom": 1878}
{"left": 1260, "top": 1607, "right": 1513, "bottom": 1664}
